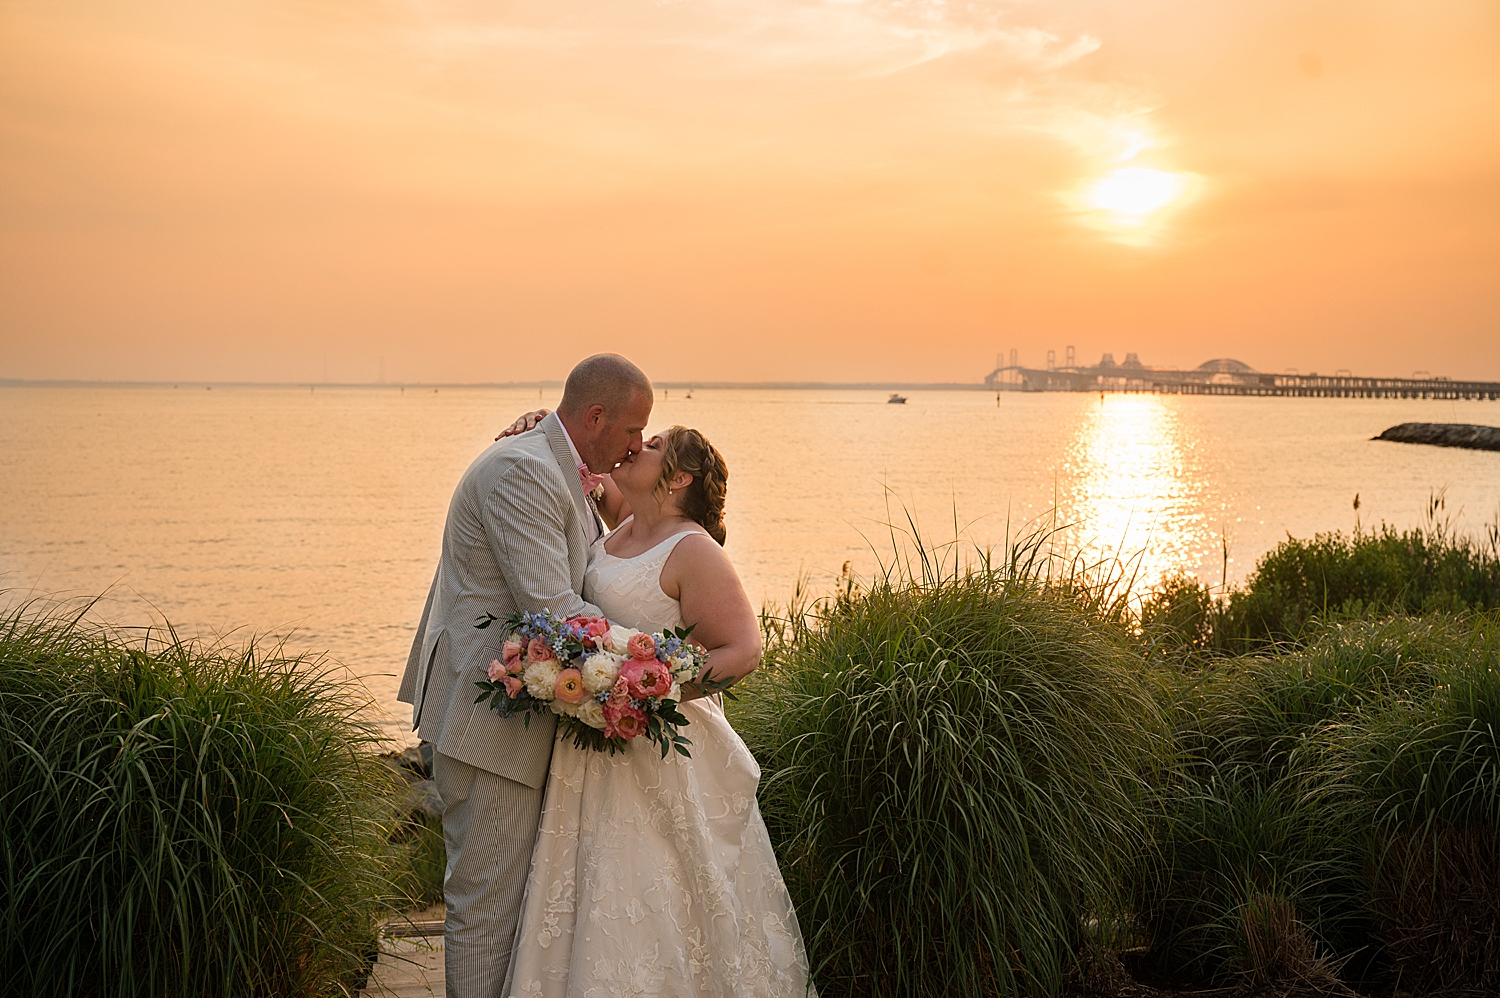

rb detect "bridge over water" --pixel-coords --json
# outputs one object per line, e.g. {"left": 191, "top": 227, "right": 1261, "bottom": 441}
{"left": 984, "top": 357, "right": 1500, "bottom": 401}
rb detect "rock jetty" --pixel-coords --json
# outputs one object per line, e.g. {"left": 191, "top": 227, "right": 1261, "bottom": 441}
{"left": 1374, "top": 422, "right": 1500, "bottom": 452}
{"left": 382, "top": 741, "right": 443, "bottom": 817}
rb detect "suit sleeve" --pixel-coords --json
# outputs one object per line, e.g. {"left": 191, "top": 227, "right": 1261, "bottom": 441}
{"left": 484, "top": 459, "right": 603, "bottom": 620}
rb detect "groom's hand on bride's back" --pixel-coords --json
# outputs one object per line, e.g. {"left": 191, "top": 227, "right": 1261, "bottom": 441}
{"left": 496, "top": 409, "right": 552, "bottom": 440}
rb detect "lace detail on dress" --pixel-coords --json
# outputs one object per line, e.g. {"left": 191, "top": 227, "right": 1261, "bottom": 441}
{"left": 504, "top": 525, "right": 817, "bottom": 998}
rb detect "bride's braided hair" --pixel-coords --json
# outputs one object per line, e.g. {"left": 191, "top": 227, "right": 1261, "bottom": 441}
{"left": 656, "top": 426, "right": 728, "bottom": 545}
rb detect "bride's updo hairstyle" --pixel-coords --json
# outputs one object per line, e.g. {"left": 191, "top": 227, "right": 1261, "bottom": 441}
{"left": 656, "top": 426, "right": 728, "bottom": 545}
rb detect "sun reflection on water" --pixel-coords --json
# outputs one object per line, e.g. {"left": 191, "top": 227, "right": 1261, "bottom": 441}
{"left": 1056, "top": 394, "right": 1218, "bottom": 591}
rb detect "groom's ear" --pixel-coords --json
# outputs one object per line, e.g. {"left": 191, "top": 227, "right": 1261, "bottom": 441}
{"left": 583, "top": 403, "right": 607, "bottom": 429}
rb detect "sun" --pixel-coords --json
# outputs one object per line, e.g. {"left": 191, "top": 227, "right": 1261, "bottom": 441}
{"left": 1085, "top": 167, "right": 1188, "bottom": 222}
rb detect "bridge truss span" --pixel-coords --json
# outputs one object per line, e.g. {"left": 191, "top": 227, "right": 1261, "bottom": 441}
{"left": 983, "top": 365, "right": 1500, "bottom": 401}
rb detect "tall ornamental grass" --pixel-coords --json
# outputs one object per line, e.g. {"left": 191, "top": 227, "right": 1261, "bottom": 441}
{"left": 1215, "top": 509, "right": 1500, "bottom": 650}
{"left": 0, "top": 601, "right": 403, "bottom": 998}
{"left": 1133, "top": 614, "right": 1500, "bottom": 988}
{"left": 735, "top": 542, "right": 1165, "bottom": 998}
{"left": 390, "top": 809, "right": 446, "bottom": 909}
{"left": 1127, "top": 615, "right": 1442, "bottom": 983}
{"left": 1334, "top": 616, "right": 1500, "bottom": 991}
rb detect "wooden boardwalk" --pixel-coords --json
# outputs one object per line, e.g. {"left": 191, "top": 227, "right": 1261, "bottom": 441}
{"left": 363, "top": 937, "right": 444, "bottom": 998}
{"left": 363, "top": 909, "right": 445, "bottom": 998}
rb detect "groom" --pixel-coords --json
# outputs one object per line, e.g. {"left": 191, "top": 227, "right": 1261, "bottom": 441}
{"left": 398, "top": 353, "right": 653, "bottom": 997}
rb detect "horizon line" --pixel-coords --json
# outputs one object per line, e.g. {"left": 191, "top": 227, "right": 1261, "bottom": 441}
{"left": 0, "top": 377, "right": 995, "bottom": 391}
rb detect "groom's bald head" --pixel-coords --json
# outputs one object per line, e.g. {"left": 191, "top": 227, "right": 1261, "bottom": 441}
{"left": 557, "top": 354, "right": 654, "bottom": 472}
{"left": 557, "top": 354, "right": 652, "bottom": 420}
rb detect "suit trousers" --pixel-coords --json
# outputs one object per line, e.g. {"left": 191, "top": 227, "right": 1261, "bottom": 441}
{"left": 434, "top": 751, "right": 545, "bottom": 998}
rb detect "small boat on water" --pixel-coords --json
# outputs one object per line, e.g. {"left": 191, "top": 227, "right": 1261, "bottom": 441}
{"left": 887, "top": 393, "right": 907, "bottom": 404}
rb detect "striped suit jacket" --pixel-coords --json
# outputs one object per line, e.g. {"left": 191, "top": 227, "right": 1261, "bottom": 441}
{"left": 398, "top": 412, "right": 603, "bottom": 789}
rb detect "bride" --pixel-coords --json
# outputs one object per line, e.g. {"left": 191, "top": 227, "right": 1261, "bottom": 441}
{"left": 496, "top": 416, "right": 816, "bottom": 998}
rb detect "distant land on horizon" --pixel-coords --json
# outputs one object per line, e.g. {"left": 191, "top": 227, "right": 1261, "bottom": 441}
{"left": 0, "top": 377, "right": 995, "bottom": 391}
{"left": 5, "top": 369, "right": 1500, "bottom": 392}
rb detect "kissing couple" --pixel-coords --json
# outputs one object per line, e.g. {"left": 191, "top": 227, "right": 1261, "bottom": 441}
{"left": 398, "top": 354, "right": 815, "bottom": 998}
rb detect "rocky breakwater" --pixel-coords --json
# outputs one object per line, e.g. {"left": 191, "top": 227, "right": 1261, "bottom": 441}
{"left": 1374, "top": 422, "right": 1500, "bottom": 452}
{"left": 383, "top": 741, "right": 443, "bottom": 817}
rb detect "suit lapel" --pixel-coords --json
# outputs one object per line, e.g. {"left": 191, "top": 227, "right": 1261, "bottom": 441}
{"left": 541, "top": 412, "right": 594, "bottom": 550}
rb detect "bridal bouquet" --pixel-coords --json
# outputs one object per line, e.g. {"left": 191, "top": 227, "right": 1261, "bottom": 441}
{"left": 474, "top": 609, "right": 709, "bottom": 757}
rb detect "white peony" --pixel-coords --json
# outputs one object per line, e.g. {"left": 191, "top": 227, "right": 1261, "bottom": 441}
{"left": 604, "top": 624, "right": 636, "bottom": 656}
{"left": 553, "top": 698, "right": 579, "bottom": 717}
{"left": 574, "top": 698, "right": 607, "bottom": 730}
{"left": 581, "top": 652, "right": 622, "bottom": 693}
{"left": 523, "top": 659, "right": 562, "bottom": 700}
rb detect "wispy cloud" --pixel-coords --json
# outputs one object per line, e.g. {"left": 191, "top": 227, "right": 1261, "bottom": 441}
{"left": 414, "top": 0, "right": 1102, "bottom": 78}
{"left": 399, "top": 0, "right": 1144, "bottom": 189}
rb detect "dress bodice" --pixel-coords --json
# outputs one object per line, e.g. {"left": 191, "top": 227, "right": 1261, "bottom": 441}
{"left": 583, "top": 519, "right": 697, "bottom": 634}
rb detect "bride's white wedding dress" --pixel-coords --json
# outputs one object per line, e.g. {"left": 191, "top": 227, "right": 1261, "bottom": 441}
{"left": 504, "top": 525, "right": 816, "bottom": 998}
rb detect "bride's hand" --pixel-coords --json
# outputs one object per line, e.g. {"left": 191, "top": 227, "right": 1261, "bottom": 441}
{"left": 496, "top": 409, "right": 552, "bottom": 440}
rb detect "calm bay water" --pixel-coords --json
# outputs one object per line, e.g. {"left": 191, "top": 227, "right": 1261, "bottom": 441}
{"left": 3, "top": 384, "right": 1498, "bottom": 742}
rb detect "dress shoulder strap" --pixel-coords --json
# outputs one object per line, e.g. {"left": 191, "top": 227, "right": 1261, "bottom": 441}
{"left": 597, "top": 520, "right": 705, "bottom": 564}
{"left": 644, "top": 528, "right": 703, "bottom": 562}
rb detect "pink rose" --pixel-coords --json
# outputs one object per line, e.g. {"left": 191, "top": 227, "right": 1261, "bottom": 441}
{"left": 608, "top": 677, "right": 632, "bottom": 704}
{"left": 620, "top": 658, "right": 672, "bottom": 700}
{"left": 626, "top": 632, "right": 657, "bottom": 661}
{"left": 501, "top": 675, "right": 524, "bottom": 698}
{"left": 487, "top": 658, "right": 507, "bottom": 681}
{"left": 554, "top": 667, "right": 587, "bottom": 704}
{"left": 502, "top": 640, "right": 524, "bottom": 671}
{"left": 582, "top": 617, "right": 611, "bottom": 647}
{"left": 603, "top": 699, "right": 647, "bottom": 740}
{"left": 526, "top": 637, "right": 556, "bottom": 663}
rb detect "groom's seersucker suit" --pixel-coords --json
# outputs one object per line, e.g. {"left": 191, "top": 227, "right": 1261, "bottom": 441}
{"left": 398, "top": 411, "right": 603, "bottom": 998}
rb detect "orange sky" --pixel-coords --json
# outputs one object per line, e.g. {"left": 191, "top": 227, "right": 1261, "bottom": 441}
{"left": 2, "top": 0, "right": 1498, "bottom": 384}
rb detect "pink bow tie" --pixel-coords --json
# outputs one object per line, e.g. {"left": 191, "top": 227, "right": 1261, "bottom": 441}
{"left": 577, "top": 462, "right": 605, "bottom": 495}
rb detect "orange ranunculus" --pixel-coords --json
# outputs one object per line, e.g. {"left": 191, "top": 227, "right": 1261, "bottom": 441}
{"left": 554, "top": 667, "right": 588, "bottom": 704}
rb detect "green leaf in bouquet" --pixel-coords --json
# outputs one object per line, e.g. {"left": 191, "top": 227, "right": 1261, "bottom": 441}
{"left": 474, "top": 678, "right": 495, "bottom": 704}
{"left": 474, "top": 612, "right": 500, "bottom": 629}
{"left": 696, "top": 667, "right": 739, "bottom": 700}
